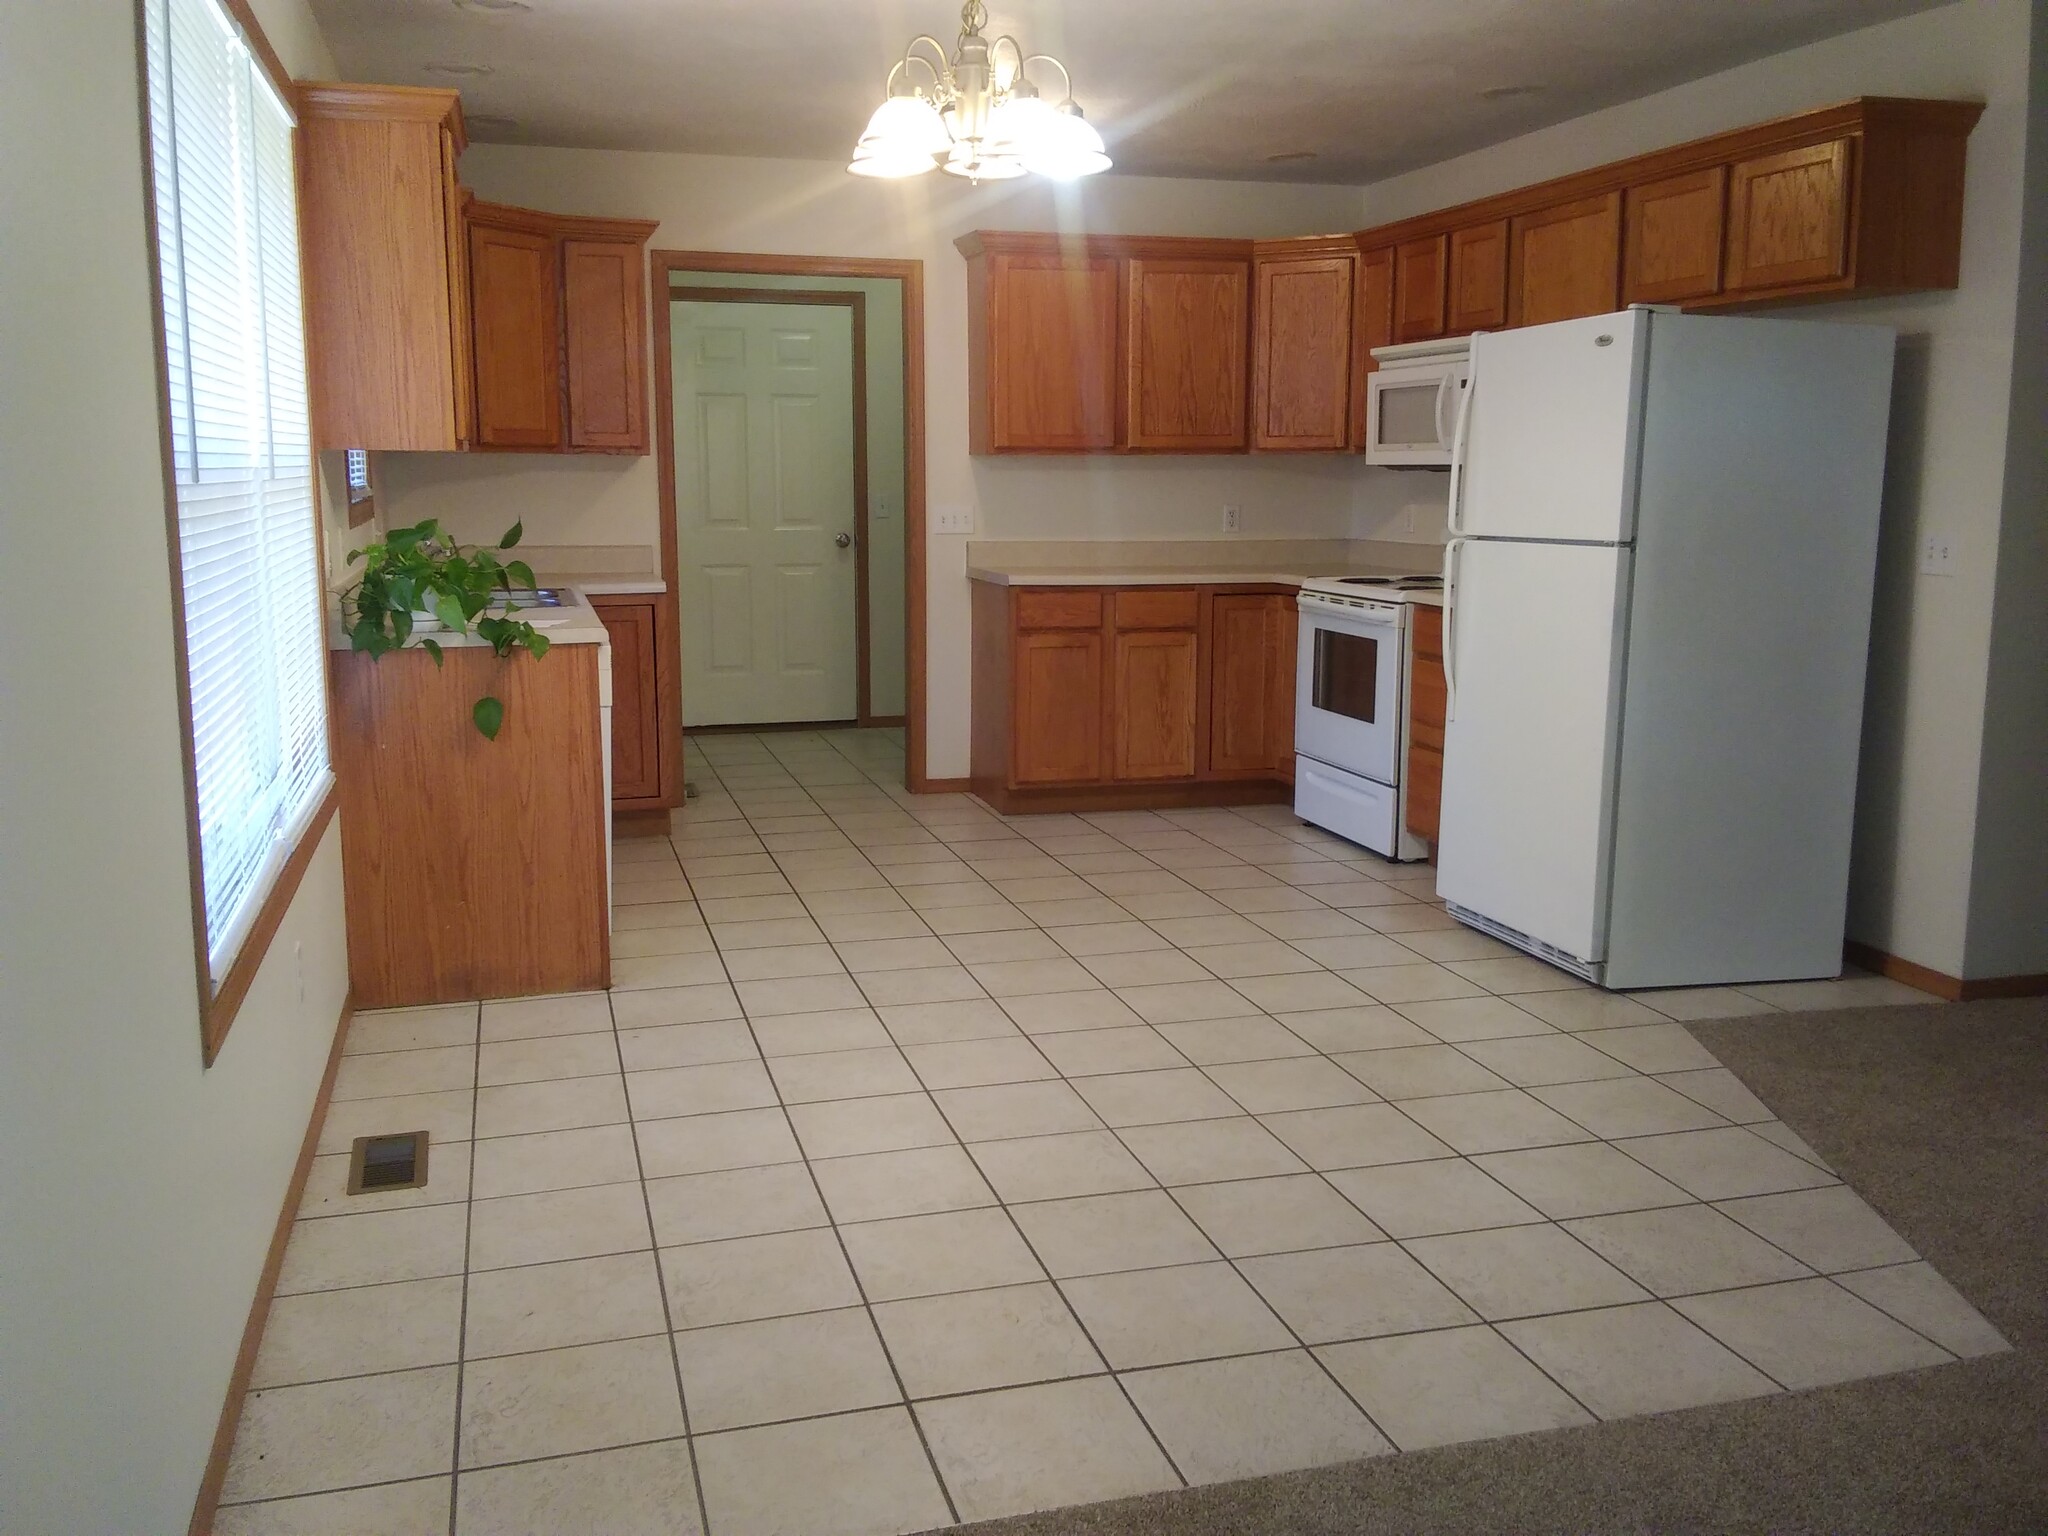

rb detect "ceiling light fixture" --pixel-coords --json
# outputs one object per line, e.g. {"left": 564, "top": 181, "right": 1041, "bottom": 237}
{"left": 850, "top": 1, "right": 1109, "bottom": 182}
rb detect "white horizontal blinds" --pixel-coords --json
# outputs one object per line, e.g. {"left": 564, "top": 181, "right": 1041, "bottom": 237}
{"left": 144, "top": 0, "right": 330, "bottom": 983}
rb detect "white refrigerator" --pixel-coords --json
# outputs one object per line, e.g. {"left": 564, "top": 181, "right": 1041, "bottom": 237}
{"left": 1436, "top": 306, "right": 1895, "bottom": 991}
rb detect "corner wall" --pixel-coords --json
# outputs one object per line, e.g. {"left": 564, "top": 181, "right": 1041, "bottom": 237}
{"left": 1353, "top": 0, "right": 2038, "bottom": 979}
{"left": 0, "top": 3, "right": 353, "bottom": 1531}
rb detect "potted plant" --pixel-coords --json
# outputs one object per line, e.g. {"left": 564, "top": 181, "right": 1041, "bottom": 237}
{"left": 341, "top": 518, "right": 550, "bottom": 739}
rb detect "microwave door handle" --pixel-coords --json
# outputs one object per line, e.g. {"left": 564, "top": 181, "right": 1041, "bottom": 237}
{"left": 1433, "top": 371, "right": 1455, "bottom": 449}
{"left": 1445, "top": 362, "right": 1478, "bottom": 536}
{"left": 1442, "top": 537, "right": 1463, "bottom": 721}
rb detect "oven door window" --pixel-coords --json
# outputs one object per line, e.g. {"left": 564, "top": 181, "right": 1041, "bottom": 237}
{"left": 1313, "top": 629, "right": 1379, "bottom": 723}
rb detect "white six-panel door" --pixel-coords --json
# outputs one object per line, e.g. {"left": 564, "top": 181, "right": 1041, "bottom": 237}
{"left": 673, "top": 299, "right": 859, "bottom": 726}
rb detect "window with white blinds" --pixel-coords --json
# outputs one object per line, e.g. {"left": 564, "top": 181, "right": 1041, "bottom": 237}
{"left": 143, "top": 0, "right": 331, "bottom": 985}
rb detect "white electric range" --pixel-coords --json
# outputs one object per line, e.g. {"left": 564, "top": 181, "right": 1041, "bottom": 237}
{"left": 1293, "top": 574, "right": 1443, "bottom": 861}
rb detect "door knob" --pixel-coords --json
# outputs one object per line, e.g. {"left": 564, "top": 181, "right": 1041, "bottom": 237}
{"left": 835, "top": 532, "right": 853, "bottom": 548}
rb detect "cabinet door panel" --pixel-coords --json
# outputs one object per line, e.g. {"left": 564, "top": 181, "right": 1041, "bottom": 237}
{"left": 1393, "top": 236, "right": 1448, "bottom": 342}
{"left": 1209, "top": 594, "right": 1294, "bottom": 776}
{"left": 989, "top": 253, "right": 1120, "bottom": 450}
{"left": 1623, "top": 166, "right": 1727, "bottom": 304}
{"left": 1354, "top": 246, "right": 1395, "bottom": 445}
{"left": 594, "top": 600, "right": 661, "bottom": 801}
{"left": 563, "top": 238, "right": 648, "bottom": 452}
{"left": 1447, "top": 220, "right": 1510, "bottom": 332}
{"left": 1509, "top": 193, "right": 1622, "bottom": 327}
{"left": 1405, "top": 605, "right": 1445, "bottom": 840}
{"left": 1014, "top": 630, "right": 1106, "bottom": 784}
{"left": 470, "top": 222, "right": 563, "bottom": 448}
{"left": 1114, "top": 630, "right": 1199, "bottom": 781}
{"left": 1127, "top": 258, "right": 1249, "bottom": 449}
{"left": 1252, "top": 256, "right": 1353, "bottom": 450}
{"left": 1726, "top": 139, "right": 1852, "bottom": 291}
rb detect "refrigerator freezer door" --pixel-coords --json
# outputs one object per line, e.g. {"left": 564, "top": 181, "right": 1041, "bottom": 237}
{"left": 1436, "top": 539, "right": 1631, "bottom": 964}
{"left": 1455, "top": 309, "right": 1648, "bottom": 544}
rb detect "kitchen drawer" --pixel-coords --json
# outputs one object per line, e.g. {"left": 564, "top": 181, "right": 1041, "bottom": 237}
{"left": 1015, "top": 589, "right": 1105, "bottom": 629}
{"left": 1113, "top": 588, "right": 1199, "bottom": 629}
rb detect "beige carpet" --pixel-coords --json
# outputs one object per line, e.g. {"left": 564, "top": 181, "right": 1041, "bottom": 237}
{"left": 937, "top": 997, "right": 2048, "bottom": 1535}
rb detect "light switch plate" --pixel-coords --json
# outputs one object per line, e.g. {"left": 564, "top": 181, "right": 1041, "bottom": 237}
{"left": 1919, "top": 532, "right": 1957, "bottom": 576}
{"left": 933, "top": 505, "right": 975, "bottom": 536}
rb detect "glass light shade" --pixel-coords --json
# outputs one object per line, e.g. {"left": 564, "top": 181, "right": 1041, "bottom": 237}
{"left": 848, "top": 143, "right": 941, "bottom": 177}
{"left": 855, "top": 93, "right": 950, "bottom": 156}
{"left": 985, "top": 92, "right": 1060, "bottom": 158}
{"left": 1020, "top": 106, "right": 1111, "bottom": 178}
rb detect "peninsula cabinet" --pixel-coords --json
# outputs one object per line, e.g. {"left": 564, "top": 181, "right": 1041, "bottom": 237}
{"left": 333, "top": 643, "right": 609, "bottom": 1007}
{"left": 972, "top": 581, "right": 1297, "bottom": 812}
{"left": 1250, "top": 239, "right": 1358, "bottom": 451}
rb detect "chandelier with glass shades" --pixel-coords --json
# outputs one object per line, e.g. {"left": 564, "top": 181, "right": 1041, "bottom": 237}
{"left": 849, "top": 1, "right": 1111, "bottom": 181}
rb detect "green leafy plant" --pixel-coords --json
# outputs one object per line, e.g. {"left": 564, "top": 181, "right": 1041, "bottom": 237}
{"left": 343, "top": 519, "right": 550, "bottom": 739}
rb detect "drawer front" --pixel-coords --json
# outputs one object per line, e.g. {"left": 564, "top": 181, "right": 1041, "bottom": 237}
{"left": 1014, "top": 589, "right": 1105, "bottom": 629}
{"left": 1113, "top": 588, "right": 1200, "bottom": 630}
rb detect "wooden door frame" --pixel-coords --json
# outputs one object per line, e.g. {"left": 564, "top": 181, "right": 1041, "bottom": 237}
{"left": 652, "top": 250, "right": 930, "bottom": 791}
{"left": 667, "top": 287, "right": 872, "bottom": 724}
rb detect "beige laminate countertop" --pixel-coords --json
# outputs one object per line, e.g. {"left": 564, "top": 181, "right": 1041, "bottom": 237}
{"left": 963, "top": 538, "right": 1444, "bottom": 590}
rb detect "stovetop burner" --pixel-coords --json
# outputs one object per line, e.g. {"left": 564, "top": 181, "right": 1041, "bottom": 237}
{"left": 1334, "top": 574, "right": 1444, "bottom": 591}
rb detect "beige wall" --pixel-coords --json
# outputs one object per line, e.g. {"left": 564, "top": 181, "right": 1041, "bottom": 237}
{"left": 377, "top": 150, "right": 1375, "bottom": 775}
{"left": 0, "top": 3, "right": 352, "bottom": 1531}
{"left": 1965, "top": 0, "right": 2048, "bottom": 977}
{"left": 1354, "top": 0, "right": 2040, "bottom": 979}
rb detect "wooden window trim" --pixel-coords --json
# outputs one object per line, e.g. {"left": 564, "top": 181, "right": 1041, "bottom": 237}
{"left": 133, "top": 0, "right": 337, "bottom": 1064}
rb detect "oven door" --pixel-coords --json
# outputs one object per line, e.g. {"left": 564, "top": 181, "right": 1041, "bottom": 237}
{"left": 1295, "top": 594, "right": 1401, "bottom": 785}
{"left": 1365, "top": 359, "right": 1468, "bottom": 466}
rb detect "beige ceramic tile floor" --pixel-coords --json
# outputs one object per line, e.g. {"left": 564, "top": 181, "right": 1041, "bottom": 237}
{"left": 217, "top": 728, "right": 2008, "bottom": 1535}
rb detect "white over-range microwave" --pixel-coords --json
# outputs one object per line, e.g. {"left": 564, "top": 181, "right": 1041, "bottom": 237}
{"left": 1364, "top": 336, "right": 1470, "bottom": 466}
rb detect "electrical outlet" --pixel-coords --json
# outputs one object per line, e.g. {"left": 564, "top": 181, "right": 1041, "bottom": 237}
{"left": 1920, "top": 532, "right": 1958, "bottom": 576}
{"left": 1222, "top": 504, "right": 1242, "bottom": 533}
{"left": 933, "top": 505, "right": 975, "bottom": 536}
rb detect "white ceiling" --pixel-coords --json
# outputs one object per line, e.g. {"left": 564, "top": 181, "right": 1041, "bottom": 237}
{"left": 307, "top": 0, "right": 1947, "bottom": 183}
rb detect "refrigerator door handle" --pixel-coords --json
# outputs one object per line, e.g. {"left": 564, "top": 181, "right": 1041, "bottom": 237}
{"left": 1445, "top": 360, "right": 1478, "bottom": 536}
{"left": 1433, "top": 371, "right": 1456, "bottom": 449}
{"left": 1443, "top": 536, "right": 1464, "bottom": 720}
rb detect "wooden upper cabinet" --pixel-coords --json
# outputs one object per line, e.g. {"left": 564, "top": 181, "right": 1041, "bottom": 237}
{"left": 1251, "top": 251, "right": 1355, "bottom": 451}
{"left": 1354, "top": 246, "right": 1395, "bottom": 445}
{"left": 564, "top": 239, "right": 650, "bottom": 452}
{"left": 299, "top": 84, "right": 468, "bottom": 452}
{"left": 970, "top": 244, "right": 1120, "bottom": 452}
{"left": 1392, "top": 235, "right": 1448, "bottom": 342}
{"left": 1726, "top": 138, "right": 1852, "bottom": 292}
{"left": 1623, "top": 167, "right": 1727, "bottom": 304}
{"left": 469, "top": 213, "right": 563, "bottom": 449}
{"left": 466, "top": 205, "right": 656, "bottom": 454}
{"left": 1509, "top": 193, "right": 1622, "bottom": 327}
{"left": 1447, "top": 220, "right": 1510, "bottom": 332}
{"left": 1126, "top": 258, "right": 1250, "bottom": 450}
{"left": 1012, "top": 628, "right": 1106, "bottom": 784}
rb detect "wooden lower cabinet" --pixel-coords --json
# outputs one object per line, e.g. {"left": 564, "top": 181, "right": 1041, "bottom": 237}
{"left": 1405, "top": 604, "right": 1447, "bottom": 843}
{"left": 333, "top": 643, "right": 609, "bottom": 1007}
{"left": 589, "top": 596, "right": 662, "bottom": 804}
{"left": 1014, "top": 629, "right": 1107, "bottom": 784}
{"left": 1209, "top": 593, "right": 1297, "bottom": 777}
{"left": 973, "top": 582, "right": 1296, "bottom": 811}
{"left": 1114, "top": 630, "right": 1200, "bottom": 779}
